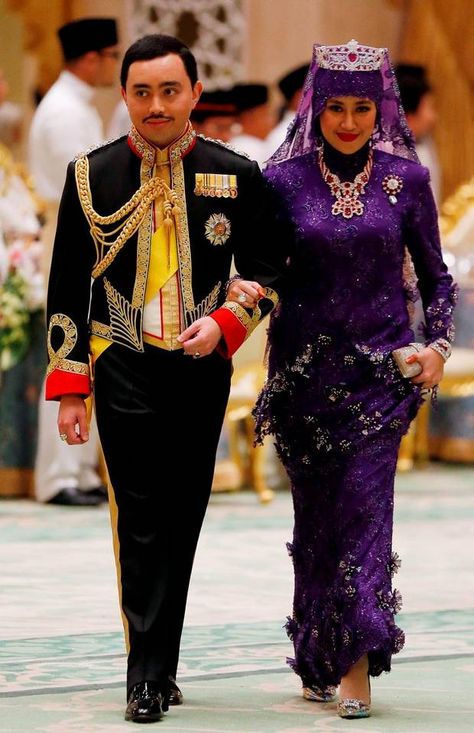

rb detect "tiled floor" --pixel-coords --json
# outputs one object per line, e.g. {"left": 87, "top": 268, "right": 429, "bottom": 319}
{"left": 1, "top": 464, "right": 473, "bottom": 731}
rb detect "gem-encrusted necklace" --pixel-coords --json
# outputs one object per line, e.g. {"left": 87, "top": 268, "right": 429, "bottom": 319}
{"left": 318, "top": 147, "right": 373, "bottom": 219}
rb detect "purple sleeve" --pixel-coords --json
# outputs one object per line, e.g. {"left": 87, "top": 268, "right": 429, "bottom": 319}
{"left": 403, "top": 166, "right": 457, "bottom": 353}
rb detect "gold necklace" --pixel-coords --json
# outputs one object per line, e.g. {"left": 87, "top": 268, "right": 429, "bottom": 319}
{"left": 318, "top": 148, "right": 373, "bottom": 219}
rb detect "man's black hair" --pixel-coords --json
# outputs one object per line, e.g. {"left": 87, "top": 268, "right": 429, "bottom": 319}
{"left": 394, "top": 64, "right": 432, "bottom": 115}
{"left": 121, "top": 34, "right": 198, "bottom": 88}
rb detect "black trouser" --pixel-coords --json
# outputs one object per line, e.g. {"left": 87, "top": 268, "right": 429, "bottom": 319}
{"left": 94, "top": 343, "right": 232, "bottom": 697}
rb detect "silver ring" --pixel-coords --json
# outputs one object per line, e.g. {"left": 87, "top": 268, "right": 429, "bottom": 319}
{"left": 193, "top": 351, "right": 201, "bottom": 359}
{"left": 238, "top": 293, "right": 247, "bottom": 303}
{"left": 59, "top": 433, "right": 68, "bottom": 442}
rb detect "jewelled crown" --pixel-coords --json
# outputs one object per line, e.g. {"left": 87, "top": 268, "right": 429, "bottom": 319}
{"left": 316, "top": 39, "right": 385, "bottom": 72}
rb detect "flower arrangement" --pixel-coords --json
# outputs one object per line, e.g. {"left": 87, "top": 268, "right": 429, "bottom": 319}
{"left": 0, "top": 239, "right": 44, "bottom": 372}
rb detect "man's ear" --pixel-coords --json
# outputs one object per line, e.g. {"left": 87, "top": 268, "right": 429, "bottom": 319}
{"left": 121, "top": 87, "right": 127, "bottom": 104}
{"left": 192, "top": 80, "right": 203, "bottom": 108}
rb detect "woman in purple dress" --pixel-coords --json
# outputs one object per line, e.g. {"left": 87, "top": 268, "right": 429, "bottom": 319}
{"left": 228, "top": 41, "right": 456, "bottom": 719}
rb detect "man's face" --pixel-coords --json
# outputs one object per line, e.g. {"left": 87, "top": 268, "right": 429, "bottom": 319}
{"left": 406, "top": 92, "right": 437, "bottom": 141}
{"left": 95, "top": 46, "right": 120, "bottom": 87}
{"left": 122, "top": 54, "right": 202, "bottom": 148}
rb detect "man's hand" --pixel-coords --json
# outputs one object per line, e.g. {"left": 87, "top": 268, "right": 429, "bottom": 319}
{"left": 177, "top": 316, "right": 222, "bottom": 358}
{"left": 58, "top": 395, "right": 89, "bottom": 444}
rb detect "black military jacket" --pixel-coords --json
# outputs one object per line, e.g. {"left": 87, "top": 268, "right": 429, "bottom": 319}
{"left": 46, "top": 124, "right": 285, "bottom": 396}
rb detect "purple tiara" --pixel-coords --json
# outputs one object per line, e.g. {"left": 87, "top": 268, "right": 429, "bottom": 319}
{"left": 315, "top": 39, "right": 385, "bottom": 72}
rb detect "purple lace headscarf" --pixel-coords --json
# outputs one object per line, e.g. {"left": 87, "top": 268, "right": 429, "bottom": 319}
{"left": 268, "top": 39, "right": 419, "bottom": 166}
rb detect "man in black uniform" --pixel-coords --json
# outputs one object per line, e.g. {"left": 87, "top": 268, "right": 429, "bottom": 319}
{"left": 45, "top": 34, "right": 284, "bottom": 723}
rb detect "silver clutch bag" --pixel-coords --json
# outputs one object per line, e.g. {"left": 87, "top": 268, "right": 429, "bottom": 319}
{"left": 392, "top": 343, "right": 423, "bottom": 378}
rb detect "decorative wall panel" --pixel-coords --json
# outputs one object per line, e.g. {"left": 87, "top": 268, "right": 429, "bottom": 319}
{"left": 130, "top": 0, "right": 244, "bottom": 87}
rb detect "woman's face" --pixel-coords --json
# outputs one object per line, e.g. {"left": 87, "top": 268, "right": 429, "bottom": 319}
{"left": 319, "top": 96, "right": 377, "bottom": 154}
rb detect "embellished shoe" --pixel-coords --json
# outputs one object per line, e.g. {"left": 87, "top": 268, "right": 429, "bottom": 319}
{"left": 302, "top": 683, "right": 337, "bottom": 702}
{"left": 337, "top": 674, "right": 371, "bottom": 718}
{"left": 337, "top": 698, "right": 371, "bottom": 719}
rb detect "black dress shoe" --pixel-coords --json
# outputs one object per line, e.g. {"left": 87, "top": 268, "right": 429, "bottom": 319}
{"left": 46, "top": 487, "right": 104, "bottom": 506}
{"left": 125, "top": 682, "right": 166, "bottom": 723}
{"left": 168, "top": 676, "right": 183, "bottom": 706}
{"left": 83, "top": 485, "right": 109, "bottom": 502}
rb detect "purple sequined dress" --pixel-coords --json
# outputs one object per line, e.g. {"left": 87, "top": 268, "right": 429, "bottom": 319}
{"left": 254, "top": 143, "right": 456, "bottom": 687}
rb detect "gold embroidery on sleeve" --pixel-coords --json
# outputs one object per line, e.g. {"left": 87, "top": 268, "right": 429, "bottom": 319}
{"left": 221, "top": 286, "right": 279, "bottom": 339}
{"left": 47, "top": 314, "right": 89, "bottom": 376}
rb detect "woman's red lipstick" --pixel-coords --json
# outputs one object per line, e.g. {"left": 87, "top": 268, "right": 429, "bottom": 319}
{"left": 337, "top": 133, "right": 359, "bottom": 142}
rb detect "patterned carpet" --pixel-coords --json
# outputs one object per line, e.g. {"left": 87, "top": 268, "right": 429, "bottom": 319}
{"left": 1, "top": 464, "right": 473, "bottom": 731}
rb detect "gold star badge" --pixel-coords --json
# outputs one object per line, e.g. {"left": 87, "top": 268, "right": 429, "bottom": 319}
{"left": 204, "top": 213, "right": 231, "bottom": 245}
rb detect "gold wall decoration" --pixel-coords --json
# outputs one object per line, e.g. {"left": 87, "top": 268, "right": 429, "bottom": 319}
{"left": 6, "top": 0, "right": 70, "bottom": 97}
{"left": 398, "top": 0, "right": 474, "bottom": 202}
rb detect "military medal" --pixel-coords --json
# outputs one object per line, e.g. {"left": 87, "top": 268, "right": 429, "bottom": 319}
{"left": 204, "top": 213, "right": 231, "bottom": 245}
{"left": 194, "top": 173, "right": 238, "bottom": 198}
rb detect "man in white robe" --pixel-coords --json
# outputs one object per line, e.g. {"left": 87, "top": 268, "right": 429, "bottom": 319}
{"left": 29, "top": 17, "right": 119, "bottom": 505}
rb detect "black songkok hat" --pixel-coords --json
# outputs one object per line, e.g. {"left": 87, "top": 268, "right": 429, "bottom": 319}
{"left": 278, "top": 63, "right": 310, "bottom": 101}
{"left": 191, "top": 89, "right": 237, "bottom": 122}
{"left": 233, "top": 83, "right": 269, "bottom": 112}
{"left": 58, "top": 18, "right": 118, "bottom": 61}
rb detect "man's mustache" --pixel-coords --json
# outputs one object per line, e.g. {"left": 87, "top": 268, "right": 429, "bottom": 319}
{"left": 143, "top": 114, "right": 173, "bottom": 122}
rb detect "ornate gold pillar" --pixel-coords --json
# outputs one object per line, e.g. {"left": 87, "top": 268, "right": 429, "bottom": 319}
{"left": 397, "top": 0, "right": 474, "bottom": 201}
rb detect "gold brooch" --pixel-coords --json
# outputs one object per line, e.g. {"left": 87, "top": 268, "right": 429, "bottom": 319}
{"left": 205, "top": 213, "right": 231, "bottom": 245}
{"left": 195, "top": 173, "right": 238, "bottom": 198}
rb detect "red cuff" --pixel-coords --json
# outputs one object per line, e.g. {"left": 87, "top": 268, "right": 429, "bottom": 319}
{"left": 45, "top": 370, "right": 91, "bottom": 400}
{"left": 210, "top": 307, "right": 247, "bottom": 359}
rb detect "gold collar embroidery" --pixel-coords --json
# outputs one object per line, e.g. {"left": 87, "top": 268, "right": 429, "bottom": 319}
{"left": 128, "top": 122, "right": 196, "bottom": 166}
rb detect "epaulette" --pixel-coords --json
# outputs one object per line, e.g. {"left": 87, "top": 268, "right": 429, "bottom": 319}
{"left": 73, "top": 136, "right": 124, "bottom": 162}
{"left": 197, "top": 134, "right": 251, "bottom": 160}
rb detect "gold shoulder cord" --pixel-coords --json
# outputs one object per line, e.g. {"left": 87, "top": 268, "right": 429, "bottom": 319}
{"left": 75, "top": 156, "right": 181, "bottom": 278}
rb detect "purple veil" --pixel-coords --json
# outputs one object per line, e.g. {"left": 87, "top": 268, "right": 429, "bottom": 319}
{"left": 268, "top": 39, "right": 419, "bottom": 167}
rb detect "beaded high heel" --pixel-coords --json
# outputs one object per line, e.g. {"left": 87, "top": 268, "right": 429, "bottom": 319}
{"left": 302, "top": 683, "right": 337, "bottom": 703}
{"left": 337, "top": 674, "right": 371, "bottom": 719}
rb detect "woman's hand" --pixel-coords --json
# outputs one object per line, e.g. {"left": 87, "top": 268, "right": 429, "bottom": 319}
{"left": 407, "top": 347, "right": 445, "bottom": 389}
{"left": 227, "top": 278, "right": 265, "bottom": 308}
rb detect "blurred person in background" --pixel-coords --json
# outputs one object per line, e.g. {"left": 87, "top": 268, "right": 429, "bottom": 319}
{"left": 0, "top": 141, "right": 44, "bottom": 496}
{"left": 266, "top": 62, "right": 309, "bottom": 157}
{"left": 190, "top": 88, "right": 237, "bottom": 142}
{"left": 394, "top": 63, "right": 441, "bottom": 204}
{"left": 230, "top": 83, "right": 275, "bottom": 167}
{"left": 29, "top": 17, "right": 119, "bottom": 506}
